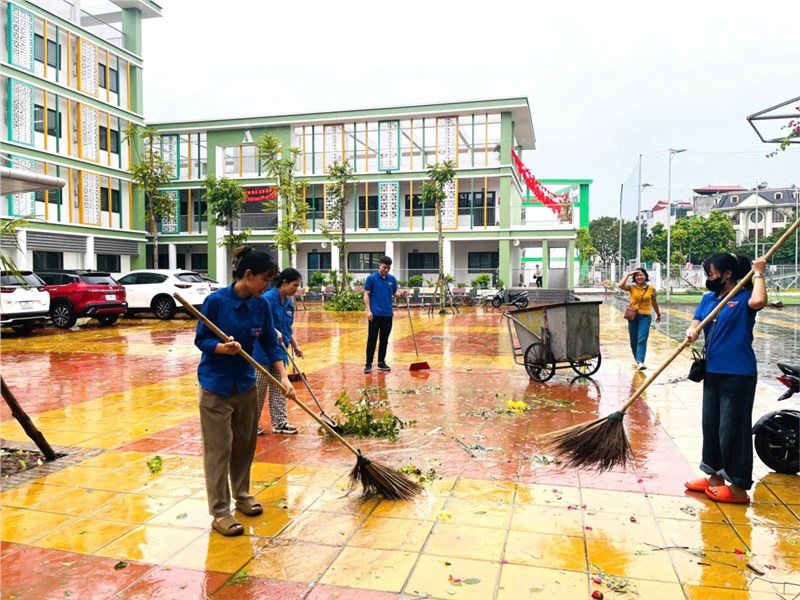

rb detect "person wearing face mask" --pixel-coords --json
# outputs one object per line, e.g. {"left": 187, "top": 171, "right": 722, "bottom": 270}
{"left": 683, "top": 253, "right": 767, "bottom": 504}
{"left": 618, "top": 267, "right": 661, "bottom": 370}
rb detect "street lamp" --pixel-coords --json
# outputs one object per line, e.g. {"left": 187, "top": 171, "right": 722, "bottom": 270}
{"left": 666, "top": 148, "right": 686, "bottom": 302}
{"left": 636, "top": 182, "right": 653, "bottom": 266}
{"left": 753, "top": 181, "right": 768, "bottom": 256}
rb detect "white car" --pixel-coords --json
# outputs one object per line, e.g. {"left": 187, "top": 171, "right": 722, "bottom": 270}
{"left": 0, "top": 271, "right": 51, "bottom": 334}
{"left": 117, "top": 269, "right": 211, "bottom": 320}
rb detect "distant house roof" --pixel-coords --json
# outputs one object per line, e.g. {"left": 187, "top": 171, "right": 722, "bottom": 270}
{"left": 714, "top": 187, "right": 798, "bottom": 210}
{"left": 693, "top": 185, "right": 748, "bottom": 195}
{"left": 650, "top": 200, "right": 693, "bottom": 212}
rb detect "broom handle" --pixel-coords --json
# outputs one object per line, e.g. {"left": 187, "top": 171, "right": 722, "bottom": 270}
{"left": 618, "top": 215, "right": 800, "bottom": 414}
{"left": 174, "top": 293, "right": 360, "bottom": 456}
{"left": 405, "top": 297, "right": 421, "bottom": 357}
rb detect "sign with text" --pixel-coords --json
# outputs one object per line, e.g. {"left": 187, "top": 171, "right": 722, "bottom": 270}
{"left": 244, "top": 187, "right": 278, "bottom": 202}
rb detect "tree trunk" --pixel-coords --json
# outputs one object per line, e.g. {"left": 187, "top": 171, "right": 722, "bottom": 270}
{"left": 150, "top": 198, "right": 159, "bottom": 269}
{"left": 340, "top": 195, "right": 348, "bottom": 293}
{"left": 438, "top": 203, "right": 446, "bottom": 314}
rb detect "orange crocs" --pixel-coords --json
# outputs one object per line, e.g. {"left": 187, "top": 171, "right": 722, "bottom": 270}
{"left": 705, "top": 485, "right": 750, "bottom": 504}
{"left": 684, "top": 478, "right": 711, "bottom": 493}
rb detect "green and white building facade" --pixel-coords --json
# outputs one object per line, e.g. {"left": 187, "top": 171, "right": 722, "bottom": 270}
{"left": 151, "top": 99, "right": 591, "bottom": 289}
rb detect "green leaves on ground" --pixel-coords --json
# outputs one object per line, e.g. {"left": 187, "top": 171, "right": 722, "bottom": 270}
{"left": 334, "top": 392, "right": 415, "bottom": 441}
{"left": 146, "top": 455, "right": 163, "bottom": 474}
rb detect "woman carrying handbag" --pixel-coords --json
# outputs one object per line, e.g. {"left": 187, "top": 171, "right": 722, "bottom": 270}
{"left": 618, "top": 267, "right": 661, "bottom": 371}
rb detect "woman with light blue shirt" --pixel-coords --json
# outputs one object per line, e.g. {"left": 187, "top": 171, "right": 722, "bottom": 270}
{"left": 255, "top": 267, "right": 304, "bottom": 435}
{"left": 195, "top": 247, "right": 295, "bottom": 536}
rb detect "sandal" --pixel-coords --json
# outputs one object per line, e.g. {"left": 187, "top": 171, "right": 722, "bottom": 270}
{"left": 211, "top": 515, "right": 243, "bottom": 537}
{"left": 272, "top": 423, "right": 298, "bottom": 435}
{"left": 235, "top": 496, "right": 263, "bottom": 516}
{"left": 684, "top": 478, "right": 711, "bottom": 493}
{"left": 705, "top": 485, "right": 750, "bottom": 504}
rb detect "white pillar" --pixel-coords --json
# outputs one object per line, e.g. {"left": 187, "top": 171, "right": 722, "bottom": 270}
{"left": 331, "top": 245, "right": 340, "bottom": 272}
{"left": 216, "top": 232, "right": 228, "bottom": 284}
{"left": 385, "top": 240, "right": 395, "bottom": 261}
{"left": 168, "top": 243, "right": 177, "bottom": 270}
{"left": 443, "top": 238, "right": 452, "bottom": 279}
{"left": 85, "top": 236, "right": 95, "bottom": 270}
{"left": 14, "top": 229, "right": 29, "bottom": 270}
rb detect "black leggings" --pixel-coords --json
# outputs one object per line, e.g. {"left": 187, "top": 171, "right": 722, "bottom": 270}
{"left": 366, "top": 315, "right": 393, "bottom": 364}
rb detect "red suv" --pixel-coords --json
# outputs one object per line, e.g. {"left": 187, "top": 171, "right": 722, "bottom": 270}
{"left": 36, "top": 270, "right": 128, "bottom": 328}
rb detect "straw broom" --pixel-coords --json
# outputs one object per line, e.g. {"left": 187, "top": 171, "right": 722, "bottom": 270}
{"left": 540, "top": 216, "right": 800, "bottom": 472}
{"left": 175, "top": 294, "right": 423, "bottom": 501}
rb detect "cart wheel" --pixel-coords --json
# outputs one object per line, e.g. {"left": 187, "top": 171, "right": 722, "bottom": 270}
{"left": 571, "top": 354, "right": 602, "bottom": 377}
{"left": 524, "top": 343, "right": 556, "bottom": 382}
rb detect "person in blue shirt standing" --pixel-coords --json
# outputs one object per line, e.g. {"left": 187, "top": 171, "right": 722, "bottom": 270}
{"left": 195, "top": 247, "right": 296, "bottom": 537}
{"left": 363, "top": 256, "right": 407, "bottom": 374}
{"left": 684, "top": 253, "right": 767, "bottom": 504}
{"left": 255, "top": 267, "right": 304, "bottom": 435}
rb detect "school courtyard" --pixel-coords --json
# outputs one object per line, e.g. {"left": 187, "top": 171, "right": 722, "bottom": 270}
{"left": 1, "top": 300, "right": 798, "bottom": 599}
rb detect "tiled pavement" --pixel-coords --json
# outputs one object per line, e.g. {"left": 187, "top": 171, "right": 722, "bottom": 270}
{"left": 1, "top": 300, "right": 798, "bottom": 599}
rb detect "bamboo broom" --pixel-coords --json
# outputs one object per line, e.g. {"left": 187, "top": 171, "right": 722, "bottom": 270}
{"left": 540, "top": 215, "right": 800, "bottom": 472}
{"left": 176, "top": 293, "right": 423, "bottom": 500}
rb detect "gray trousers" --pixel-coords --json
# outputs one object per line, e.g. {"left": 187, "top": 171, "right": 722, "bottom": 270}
{"left": 199, "top": 385, "right": 258, "bottom": 517}
{"left": 256, "top": 364, "right": 288, "bottom": 428}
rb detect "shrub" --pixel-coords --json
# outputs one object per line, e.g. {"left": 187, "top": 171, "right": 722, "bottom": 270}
{"left": 471, "top": 273, "right": 492, "bottom": 288}
{"left": 324, "top": 288, "right": 364, "bottom": 311}
{"left": 309, "top": 271, "right": 327, "bottom": 287}
{"left": 397, "top": 279, "right": 408, "bottom": 287}
{"left": 408, "top": 275, "right": 424, "bottom": 287}
{"left": 456, "top": 282, "right": 466, "bottom": 288}
{"left": 334, "top": 392, "right": 415, "bottom": 441}
{"left": 444, "top": 274, "right": 454, "bottom": 284}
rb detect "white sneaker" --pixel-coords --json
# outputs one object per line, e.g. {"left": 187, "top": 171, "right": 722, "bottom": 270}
{"left": 632, "top": 362, "right": 640, "bottom": 369}
{"left": 637, "top": 363, "right": 647, "bottom": 371}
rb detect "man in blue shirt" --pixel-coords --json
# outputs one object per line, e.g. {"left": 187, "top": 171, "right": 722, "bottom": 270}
{"left": 363, "top": 256, "right": 406, "bottom": 374}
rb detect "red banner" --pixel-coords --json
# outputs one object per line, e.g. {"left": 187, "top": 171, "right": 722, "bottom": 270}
{"left": 511, "top": 150, "right": 569, "bottom": 217}
{"left": 244, "top": 187, "right": 278, "bottom": 202}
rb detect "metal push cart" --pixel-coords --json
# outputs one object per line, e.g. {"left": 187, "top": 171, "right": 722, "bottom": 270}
{"left": 503, "top": 300, "right": 602, "bottom": 382}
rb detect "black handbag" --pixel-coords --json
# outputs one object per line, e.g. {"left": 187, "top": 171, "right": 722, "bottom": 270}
{"left": 688, "top": 318, "right": 716, "bottom": 382}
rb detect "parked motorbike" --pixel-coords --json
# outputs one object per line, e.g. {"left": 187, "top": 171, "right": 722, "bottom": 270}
{"left": 752, "top": 361, "right": 800, "bottom": 474}
{"left": 490, "top": 286, "right": 529, "bottom": 309}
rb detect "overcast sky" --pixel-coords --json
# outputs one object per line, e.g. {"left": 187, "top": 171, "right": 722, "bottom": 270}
{"left": 140, "top": 0, "right": 800, "bottom": 220}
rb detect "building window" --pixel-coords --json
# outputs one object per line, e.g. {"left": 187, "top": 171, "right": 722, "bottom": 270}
{"left": 348, "top": 252, "right": 383, "bottom": 272}
{"left": 731, "top": 213, "right": 739, "bottom": 225}
{"left": 100, "top": 187, "right": 121, "bottom": 212}
{"left": 775, "top": 192, "right": 783, "bottom": 200}
{"left": 468, "top": 251, "right": 499, "bottom": 273}
{"left": 96, "top": 254, "right": 120, "bottom": 272}
{"left": 407, "top": 252, "right": 438, "bottom": 277}
{"left": 34, "top": 189, "right": 61, "bottom": 205}
{"left": 98, "top": 67, "right": 119, "bottom": 93}
{"left": 33, "top": 251, "right": 63, "bottom": 270}
{"left": 99, "top": 126, "right": 120, "bottom": 153}
{"left": 305, "top": 197, "right": 324, "bottom": 221}
{"left": 459, "top": 191, "right": 496, "bottom": 227}
{"left": 404, "top": 194, "right": 435, "bottom": 217}
{"left": 749, "top": 211, "right": 764, "bottom": 224}
{"left": 358, "top": 195, "right": 378, "bottom": 228}
{"left": 191, "top": 253, "right": 208, "bottom": 272}
{"left": 307, "top": 252, "right": 331, "bottom": 273}
{"left": 34, "top": 34, "right": 60, "bottom": 69}
{"left": 34, "top": 105, "right": 61, "bottom": 136}
{"left": 773, "top": 211, "right": 785, "bottom": 223}
{"left": 730, "top": 196, "right": 739, "bottom": 203}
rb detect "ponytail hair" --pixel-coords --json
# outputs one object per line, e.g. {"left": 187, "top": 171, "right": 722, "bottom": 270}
{"left": 702, "top": 252, "right": 753, "bottom": 290}
{"left": 273, "top": 267, "right": 302, "bottom": 288}
{"left": 231, "top": 246, "right": 277, "bottom": 280}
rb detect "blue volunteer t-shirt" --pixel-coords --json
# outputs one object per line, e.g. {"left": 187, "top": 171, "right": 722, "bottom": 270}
{"left": 693, "top": 289, "right": 759, "bottom": 376}
{"left": 364, "top": 270, "right": 398, "bottom": 317}
{"left": 254, "top": 287, "right": 294, "bottom": 365}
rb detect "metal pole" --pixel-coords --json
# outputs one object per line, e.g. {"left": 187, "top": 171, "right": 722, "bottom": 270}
{"left": 666, "top": 155, "right": 673, "bottom": 302}
{"left": 795, "top": 191, "right": 798, "bottom": 278}
{"left": 636, "top": 156, "right": 642, "bottom": 265}
{"left": 618, "top": 183, "right": 624, "bottom": 279}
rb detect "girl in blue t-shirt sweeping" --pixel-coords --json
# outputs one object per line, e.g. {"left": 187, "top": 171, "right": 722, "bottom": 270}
{"left": 195, "top": 247, "right": 296, "bottom": 536}
{"left": 684, "top": 253, "right": 767, "bottom": 505}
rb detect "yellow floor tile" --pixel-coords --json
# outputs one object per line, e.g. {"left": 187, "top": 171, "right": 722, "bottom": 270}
{"left": 497, "top": 564, "right": 589, "bottom": 600}
{"left": 30, "top": 487, "right": 120, "bottom": 516}
{"left": 370, "top": 493, "right": 446, "bottom": 521}
{"left": 87, "top": 493, "right": 180, "bottom": 523}
{"left": 405, "top": 554, "right": 499, "bottom": 599}
{"left": 515, "top": 483, "right": 582, "bottom": 508}
{"left": 622, "top": 577, "right": 685, "bottom": 598}
{"left": 246, "top": 539, "right": 341, "bottom": 582}
{"left": 450, "top": 479, "right": 516, "bottom": 503}
{"left": 0, "top": 510, "right": 75, "bottom": 544}
{"left": 510, "top": 503, "right": 585, "bottom": 536}
{"left": 423, "top": 522, "right": 505, "bottom": 561}
{"left": 32, "top": 465, "right": 117, "bottom": 488}
{"left": 718, "top": 501, "right": 800, "bottom": 527}
{"left": 77, "top": 451, "right": 152, "bottom": 470}
{"left": 95, "top": 523, "right": 205, "bottom": 563}
{"left": 584, "top": 513, "right": 665, "bottom": 546}
{"left": 320, "top": 546, "right": 417, "bottom": 592}
{"left": 147, "top": 497, "right": 211, "bottom": 529}
{"left": 249, "top": 462, "right": 292, "bottom": 482}
{"left": 253, "top": 482, "right": 323, "bottom": 511}
{"left": 164, "top": 531, "right": 266, "bottom": 573}
{"left": 82, "top": 469, "right": 164, "bottom": 493}
{"left": 505, "top": 530, "right": 587, "bottom": 571}
{"left": 647, "top": 493, "right": 726, "bottom": 523}
{"left": 441, "top": 497, "right": 512, "bottom": 529}
{"left": 764, "top": 483, "right": 800, "bottom": 504}
{"left": 30, "top": 517, "right": 135, "bottom": 554}
{"left": 670, "top": 549, "right": 754, "bottom": 590}
{"left": 281, "top": 465, "right": 347, "bottom": 488}
{"left": 580, "top": 488, "right": 652, "bottom": 515}
{"left": 349, "top": 516, "right": 433, "bottom": 552}
{"left": 734, "top": 524, "right": 800, "bottom": 558}
{"left": 237, "top": 506, "right": 299, "bottom": 538}
{"left": 657, "top": 518, "right": 743, "bottom": 551}
{"left": 307, "top": 486, "right": 381, "bottom": 516}
{"left": 0, "top": 482, "right": 70, "bottom": 509}
{"left": 279, "top": 510, "right": 365, "bottom": 545}
{"left": 587, "top": 539, "right": 680, "bottom": 584}
{"left": 136, "top": 475, "right": 205, "bottom": 498}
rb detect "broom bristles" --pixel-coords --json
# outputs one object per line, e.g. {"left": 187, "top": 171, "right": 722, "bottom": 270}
{"left": 539, "top": 412, "right": 635, "bottom": 472}
{"left": 349, "top": 453, "right": 423, "bottom": 500}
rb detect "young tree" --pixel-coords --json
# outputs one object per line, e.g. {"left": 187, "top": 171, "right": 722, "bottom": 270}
{"left": 257, "top": 134, "right": 308, "bottom": 266}
{"left": 203, "top": 176, "right": 249, "bottom": 253}
{"left": 419, "top": 160, "right": 456, "bottom": 314}
{"left": 322, "top": 160, "right": 355, "bottom": 293}
{"left": 124, "top": 125, "right": 175, "bottom": 269}
{"left": 588, "top": 216, "right": 620, "bottom": 267}
{"left": 575, "top": 227, "right": 598, "bottom": 285}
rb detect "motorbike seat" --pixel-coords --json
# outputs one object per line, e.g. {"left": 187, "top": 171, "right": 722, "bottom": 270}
{"left": 777, "top": 361, "right": 800, "bottom": 378}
